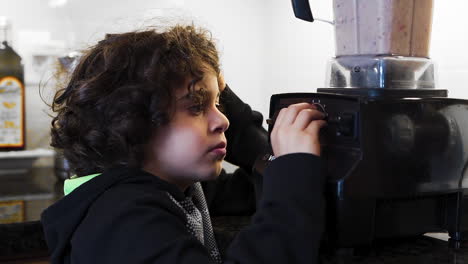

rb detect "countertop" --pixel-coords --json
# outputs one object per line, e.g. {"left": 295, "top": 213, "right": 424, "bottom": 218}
{"left": 1, "top": 217, "right": 468, "bottom": 263}
{"left": 321, "top": 236, "right": 468, "bottom": 264}
{"left": 1, "top": 168, "right": 468, "bottom": 263}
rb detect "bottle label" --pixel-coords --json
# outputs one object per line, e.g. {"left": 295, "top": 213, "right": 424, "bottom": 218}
{"left": 0, "top": 200, "right": 24, "bottom": 224}
{"left": 0, "top": 76, "right": 24, "bottom": 147}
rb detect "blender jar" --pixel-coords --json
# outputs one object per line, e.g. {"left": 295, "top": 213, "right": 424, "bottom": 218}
{"left": 333, "top": 0, "right": 433, "bottom": 57}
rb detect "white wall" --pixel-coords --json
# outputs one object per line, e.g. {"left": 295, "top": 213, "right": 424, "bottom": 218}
{"left": 261, "top": 0, "right": 334, "bottom": 116}
{"left": 181, "top": 0, "right": 268, "bottom": 117}
{"left": 432, "top": 0, "right": 468, "bottom": 99}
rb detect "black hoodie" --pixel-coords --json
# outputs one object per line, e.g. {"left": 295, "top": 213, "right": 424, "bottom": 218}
{"left": 41, "top": 154, "right": 324, "bottom": 263}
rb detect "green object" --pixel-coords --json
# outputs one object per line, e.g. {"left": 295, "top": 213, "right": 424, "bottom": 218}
{"left": 64, "top": 173, "right": 101, "bottom": 195}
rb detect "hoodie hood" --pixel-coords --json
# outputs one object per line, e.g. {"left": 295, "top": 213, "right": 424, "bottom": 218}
{"left": 40, "top": 166, "right": 184, "bottom": 263}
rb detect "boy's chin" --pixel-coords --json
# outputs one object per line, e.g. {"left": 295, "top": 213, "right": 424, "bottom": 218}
{"left": 203, "top": 166, "right": 223, "bottom": 181}
{"left": 194, "top": 162, "right": 223, "bottom": 182}
{"left": 207, "top": 168, "right": 222, "bottom": 180}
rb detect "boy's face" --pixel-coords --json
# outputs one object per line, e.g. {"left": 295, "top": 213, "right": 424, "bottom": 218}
{"left": 142, "top": 70, "right": 229, "bottom": 191}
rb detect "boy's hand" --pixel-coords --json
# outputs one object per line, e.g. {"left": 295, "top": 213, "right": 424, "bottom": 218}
{"left": 218, "top": 73, "right": 226, "bottom": 92}
{"left": 271, "top": 103, "right": 327, "bottom": 157}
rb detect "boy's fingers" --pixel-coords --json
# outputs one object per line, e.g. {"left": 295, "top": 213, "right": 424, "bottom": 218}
{"left": 305, "top": 119, "right": 327, "bottom": 134}
{"left": 280, "top": 103, "right": 317, "bottom": 125}
{"left": 293, "top": 109, "right": 326, "bottom": 130}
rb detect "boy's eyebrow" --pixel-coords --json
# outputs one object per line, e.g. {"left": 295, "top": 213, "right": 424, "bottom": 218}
{"left": 176, "top": 79, "right": 200, "bottom": 101}
{"left": 176, "top": 89, "right": 204, "bottom": 102}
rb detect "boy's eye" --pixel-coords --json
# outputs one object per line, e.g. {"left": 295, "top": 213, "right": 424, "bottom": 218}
{"left": 215, "top": 103, "right": 225, "bottom": 113}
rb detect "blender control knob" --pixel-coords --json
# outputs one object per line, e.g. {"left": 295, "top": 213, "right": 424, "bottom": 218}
{"left": 311, "top": 102, "right": 328, "bottom": 121}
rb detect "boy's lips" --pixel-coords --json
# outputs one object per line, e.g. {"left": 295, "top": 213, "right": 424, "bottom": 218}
{"left": 208, "top": 142, "right": 227, "bottom": 156}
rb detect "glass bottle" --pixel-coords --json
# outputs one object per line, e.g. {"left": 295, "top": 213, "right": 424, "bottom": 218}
{"left": 0, "top": 17, "right": 25, "bottom": 150}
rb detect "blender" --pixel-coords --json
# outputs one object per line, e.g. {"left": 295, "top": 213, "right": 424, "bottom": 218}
{"left": 267, "top": 0, "right": 468, "bottom": 250}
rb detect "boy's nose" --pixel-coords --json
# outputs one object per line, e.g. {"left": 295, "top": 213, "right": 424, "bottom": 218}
{"left": 211, "top": 108, "right": 229, "bottom": 133}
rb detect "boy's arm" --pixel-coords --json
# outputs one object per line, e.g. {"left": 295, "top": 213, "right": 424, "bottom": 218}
{"left": 202, "top": 168, "right": 257, "bottom": 216}
{"left": 225, "top": 153, "right": 325, "bottom": 263}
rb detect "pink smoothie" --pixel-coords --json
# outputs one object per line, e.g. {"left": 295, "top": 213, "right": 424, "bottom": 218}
{"left": 333, "top": 0, "right": 433, "bottom": 57}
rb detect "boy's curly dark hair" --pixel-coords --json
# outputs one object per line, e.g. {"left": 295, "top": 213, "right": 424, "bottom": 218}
{"left": 51, "top": 25, "right": 221, "bottom": 177}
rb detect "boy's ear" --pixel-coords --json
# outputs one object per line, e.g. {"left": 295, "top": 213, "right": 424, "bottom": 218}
{"left": 218, "top": 72, "right": 226, "bottom": 92}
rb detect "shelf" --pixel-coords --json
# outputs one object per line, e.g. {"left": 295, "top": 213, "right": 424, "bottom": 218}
{"left": 0, "top": 149, "right": 55, "bottom": 159}
{"left": 0, "top": 149, "right": 55, "bottom": 175}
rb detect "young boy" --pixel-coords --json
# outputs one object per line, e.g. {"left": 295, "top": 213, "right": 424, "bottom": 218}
{"left": 41, "top": 25, "right": 327, "bottom": 263}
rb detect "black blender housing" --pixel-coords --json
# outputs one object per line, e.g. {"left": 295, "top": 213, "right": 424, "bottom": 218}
{"left": 268, "top": 90, "right": 468, "bottom": 248}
